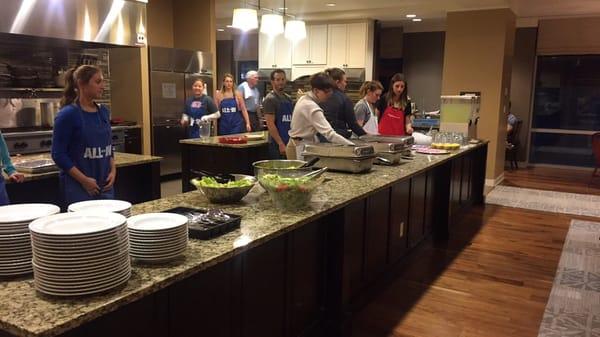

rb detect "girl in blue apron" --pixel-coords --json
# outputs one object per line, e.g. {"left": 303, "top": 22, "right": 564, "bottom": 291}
{"left": 0, "top": 131, "right": 25, "bottom": 205}
{"left": 215, "top": 74, "right": 251, "bottom": 135}
{"left": 180, "top": 79, "right": 219, "bottom": 138}
{"left": 52, "top": 65, "right": 116, "bottom": 209}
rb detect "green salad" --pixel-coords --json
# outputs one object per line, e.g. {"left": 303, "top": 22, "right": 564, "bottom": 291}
{"left": 191, "top": 176, "right": 253, "bottom": 188}
{"left": 259, "top": 174, "right": 318, "bottom": 209}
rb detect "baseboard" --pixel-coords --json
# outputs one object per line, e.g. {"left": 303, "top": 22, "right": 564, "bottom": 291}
{"left": 485, "top": 172, "right": 505, "bottom": 187}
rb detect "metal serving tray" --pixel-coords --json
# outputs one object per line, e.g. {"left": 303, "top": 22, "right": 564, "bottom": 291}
{"left": 303, "top": 143, "right": 375, "bottom": 158}
{"left": 359, "top": 135, "right": 415, "bottom": 147}
{"left": 355, "top": 140, "right": 408, "bottom": 153}
{"left": 14, "top": 159, "right": 57, "bottom": 173}
{"left": 302, "top": 153, "right": 374, "bottom": 173}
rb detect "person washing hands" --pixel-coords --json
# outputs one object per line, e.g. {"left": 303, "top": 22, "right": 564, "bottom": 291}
{"left": 52, "top": 65, "right": 116, "bottom": 207}
{"left": 181, "top": 79, "right": 219, "bottom": 138}
{"left": 0, "top": 130, "right": 25, "bottom": 205}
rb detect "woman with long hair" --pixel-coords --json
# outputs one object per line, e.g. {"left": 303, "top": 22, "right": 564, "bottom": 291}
{"left": 214, "top": 74, "right": 251, "bottom": 135}
{"left": 354, "top": 80, "right": 383, "bottom": 134}
{"left": 52, "top": 65, "right": 116, "bottom": 207}
{"left": 180, "top": 78, "right": 219, "bottom": 138}
{"left": 377, "top": 73, "right": 413, "bottom": 136}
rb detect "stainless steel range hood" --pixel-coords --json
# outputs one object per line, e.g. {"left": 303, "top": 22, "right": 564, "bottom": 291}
{"left": 0, "top": 0, "right": 147, "bottom": 47}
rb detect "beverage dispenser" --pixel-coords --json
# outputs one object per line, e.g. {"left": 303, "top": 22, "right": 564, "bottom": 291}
{"left": 439, "top": 95, "right": 480, "bottom": 140}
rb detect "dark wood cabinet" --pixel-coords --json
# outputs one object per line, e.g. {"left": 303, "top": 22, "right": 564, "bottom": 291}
{"left": 409, "top": 173, "right": 427, "bottom": 248}
{"left": 168, "top": 261, "right": 233, "bottom": 337}
{"left": 388, "top": 179, "right": 410, "bottom": 264}
{"left": 424, "top": 171, "right": 436, "bottom": 236}
{"left": 364, "top": 189, "right": 391, "bottom": 284}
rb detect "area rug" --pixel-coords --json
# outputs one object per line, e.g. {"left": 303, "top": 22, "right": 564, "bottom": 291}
{"left": 486, "top": 185, "right": 600, "bottom": 218}
{"left": 538, "top": 220, "right": 600, "bottom": 337}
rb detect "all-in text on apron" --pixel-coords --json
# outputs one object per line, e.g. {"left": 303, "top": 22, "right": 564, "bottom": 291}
{"left": 269, "top": 97, "right": 293, "bottom": 159}
{"left": 218, "top": 97, "right": 245, "bottom": 135}
{"left": 61, "top": 103, "right": 114, "bottom": 206}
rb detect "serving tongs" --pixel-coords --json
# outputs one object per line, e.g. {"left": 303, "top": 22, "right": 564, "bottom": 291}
{"left": 190, "top": 169, "right": 235, "bottom": 184}
{"left": 301, "top": 167, "right": 327, "bottom": 180}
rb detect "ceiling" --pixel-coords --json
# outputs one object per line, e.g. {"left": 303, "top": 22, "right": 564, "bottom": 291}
{"left": 216, "top": 0, "right": 600, "bottom": 31}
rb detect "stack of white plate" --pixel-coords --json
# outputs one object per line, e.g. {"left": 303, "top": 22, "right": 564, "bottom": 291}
{"left": 0, "top": 204, "right": 60, "bottom": 277}
{"left": 68, "top": 199, "right": 132, "bottom": 217}
{"left": 127, "top": 213, "right": 189, "bottom": 263}
{"left": 29, "top": 212, "right": 131, "bottom": 297}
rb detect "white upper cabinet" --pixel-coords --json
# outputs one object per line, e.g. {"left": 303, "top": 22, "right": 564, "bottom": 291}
{"left": 292, "top": 25, "right": 328, "bottom": 65}
{"left": 259, "top": 33, "right": 292, "bottom": 69}
{"left": 327, "top": 22, "right": 367, "bottom": 68}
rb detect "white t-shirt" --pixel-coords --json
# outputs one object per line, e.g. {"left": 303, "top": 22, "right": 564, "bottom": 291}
{"left": 288, "top": 92, "right": 354, "bottom": 145}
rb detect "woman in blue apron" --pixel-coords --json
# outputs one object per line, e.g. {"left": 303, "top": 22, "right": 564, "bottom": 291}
{"left": 180, "top": 79, "right": 219, "bottom": 138}
{"left": 0, "top": 131, "right": 25, "bottom": 205}
{"left": 214, "top": 74, "right": 251, "bottom": 135}
{"left": 52, "top": 65, "right": 116, "bottom": 209}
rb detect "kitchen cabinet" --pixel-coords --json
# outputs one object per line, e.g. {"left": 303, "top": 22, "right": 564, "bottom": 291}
{"left": 327, "top": 23, "right": 367, "bottom": 68}
{"left": 258, "top": 32, "right": 292, "bottom": 69}
{"left": 292, "top": 25, "right": 328, "bottom": 65}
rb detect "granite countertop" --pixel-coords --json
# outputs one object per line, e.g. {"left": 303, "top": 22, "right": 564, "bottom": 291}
{"left": 6, "top": 152, "right": 162, "bottom": 183}
{"left": 0, "top": 143, "right": 486, "bottom": 337}
{"left": 179, "top": 131, "right": 269, "bottom": 148}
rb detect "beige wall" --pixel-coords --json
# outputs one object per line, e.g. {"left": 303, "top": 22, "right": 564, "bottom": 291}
{"left": 509, "top": 28, "right": 537, "bottom": 162}
{"left": 538, "top": 17, "right": 600, "bottom": 55}
{"left": 441, "top": 9, "right": 516, "bottom": 183}
{"left": 172, "top": 0, "right": 216, "bottom": 54}
{"left": 146, "top": 0, "right": 174, "bottom": 48}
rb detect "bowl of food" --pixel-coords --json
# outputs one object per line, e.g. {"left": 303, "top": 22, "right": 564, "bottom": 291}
{"left": 253, "top": 160, "right": 323, "bottom": 210}
{"left": 190, "top": 174, "right": 257, "bottom": 203}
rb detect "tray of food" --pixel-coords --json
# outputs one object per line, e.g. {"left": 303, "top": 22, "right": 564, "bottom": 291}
{"left": 218, "top": 136, "right": 248, "bottom": 144}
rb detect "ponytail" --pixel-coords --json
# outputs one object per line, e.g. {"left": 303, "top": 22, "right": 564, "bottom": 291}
{"left": 60, "top": 67, "right": 78, "bottom": 107}
{"left": 359, "top": 80, "right": 384, "bottom": 98}
{"left": 60, "top": 65, "right": 102, "bottom": 108}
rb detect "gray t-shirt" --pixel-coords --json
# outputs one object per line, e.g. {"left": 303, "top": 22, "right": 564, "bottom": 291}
{"left": 263, "top": 91, "right": 292, "bottom": 115}
{"left": 238, "top": 82, "right": 261, "bottom": 112}
{"left": 354, "top": 99, "right": 373, "bottom": 123}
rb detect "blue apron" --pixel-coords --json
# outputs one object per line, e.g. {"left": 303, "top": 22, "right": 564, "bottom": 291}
{"left": 268, "top": 96, "right": 293, "bottom": 159}
{"left": 185, "top": 96, "right": 208, "bottom": 138}
{"left": 0, "top": 176, "right": 8, "bottom": 206}
{"left": 61, "top": 103, "right": 114, "bottom": 206}
{"left": 218, "top": 97, "right": 245, "bottom": 135}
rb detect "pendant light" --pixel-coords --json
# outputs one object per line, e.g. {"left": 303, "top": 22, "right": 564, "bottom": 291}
{"left": 260, "top": 14, "right": 284, "bottom": 36}
{"left": 231, "top": 1, "right": 258, "bottom": 32}
{"left": 285, "top": 20, "right": 306, "bottom": 41}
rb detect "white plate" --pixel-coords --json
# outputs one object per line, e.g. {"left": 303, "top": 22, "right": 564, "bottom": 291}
{"left": 32, "top": 249, "right": 129, "bottom": 269}
{"left": 33, "top": 258, "right": 130, "bottom": 280}
{"left": 34, "top": 264, "right": 130, "bottom": 286}
{"left": 31, "top": 226, "right": 128, "bottom": 245}
{"left": 68, "top": 200, "right": 132, "bottom": 214}
{"left": 32, "top": 254, "right": 129, "bottom": 274}
{"left": 0, "top": 204, "right": 60, "bottom": 224}
{"left": 0, "top": 232, "right": 30, "bottom": 242}
{"left": 130, "top": 244, "right": 187, "bottom": 256}
{"left": 130, "top": 238, "right": 188, "bottom": 249}
{"left": 33, "top": 243, "right": 129, "bottom": 263}
{"left": 127, "top": 213, "right": 188, "bottom": 232}
{"left": 29, "top": 212, "right": 127, "bottom": 236}
{"left": 32, "top": 234, "right": 129, "bottom": 255}
{"left": 129, "top": 230, "right": 188, "bottom": 241}
{"left": 35, "top": 270, "right": 131, "bottom": 297}
{"left": 0, "top": 269, "right": 32, "bottom": 277}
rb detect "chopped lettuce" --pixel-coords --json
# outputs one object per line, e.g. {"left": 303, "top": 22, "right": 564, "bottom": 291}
{"left": 191, "top": 176, "right": 253, "bottom": 188}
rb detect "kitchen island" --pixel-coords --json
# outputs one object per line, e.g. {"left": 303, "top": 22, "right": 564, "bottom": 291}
{"left": 0, "top": 143, "right": 487, "bottom": 337}
{"left": 180, "top": 131, "right": 270, "bottom": 192}
{"left": 5, "top": 152, "right": 162, "bottom": 208}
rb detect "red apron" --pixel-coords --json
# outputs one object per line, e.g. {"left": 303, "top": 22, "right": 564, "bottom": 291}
{"left": 378, "top": 105, "right": 406, "bottom": 136}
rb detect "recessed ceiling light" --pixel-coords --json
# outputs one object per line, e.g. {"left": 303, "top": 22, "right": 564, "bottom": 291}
{"left": 217, "top": 28, "right": 225, "bottom": 32}
{"left": 278, "top": 7, "right": 288, "bottom": 10}
{"left": 406, "top": 14, "right": 416, "bottom": 18}
{"left": 412, "top": 18, "right": 422, "bottom": 22}
{"left": 325, "top": 3, "right": 336, "bottom": 7}
{"left": 226, "top": 25, "right": 233, "bottom": 28}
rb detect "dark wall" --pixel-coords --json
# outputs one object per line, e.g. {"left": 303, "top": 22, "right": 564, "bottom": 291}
{"left": 509, "top": 27, "right": 537, "bottom": 162}
{"left": 216, "top": 40, "right": 234, "bottom": 88}
{"left": 402, "top": 31, "right": 445, "bottom": 113}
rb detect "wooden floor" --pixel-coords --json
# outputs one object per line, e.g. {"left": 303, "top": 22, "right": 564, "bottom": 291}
{"left": 502, "top": 166, "right": 600, "bottom": 195}
{"left": 351, "top": 204, "right": 600, "bottom": 337}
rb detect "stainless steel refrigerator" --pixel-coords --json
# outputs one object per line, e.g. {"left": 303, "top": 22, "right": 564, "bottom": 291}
{"left": 149, "top": 47, "right": 213, "bottom": 178}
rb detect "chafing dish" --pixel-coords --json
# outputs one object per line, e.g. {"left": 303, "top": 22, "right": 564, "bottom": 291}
{"left": 301, "top": 143, "right": 375, "bottom": 173}
{"left": 354, "top": 135, "right": 415, "bottom": 165}
{"left": 359, "top": 135, "right": 415, "bottom": 146}
{"left": 14, "top": 159, "right": 57, "bottom": 173}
